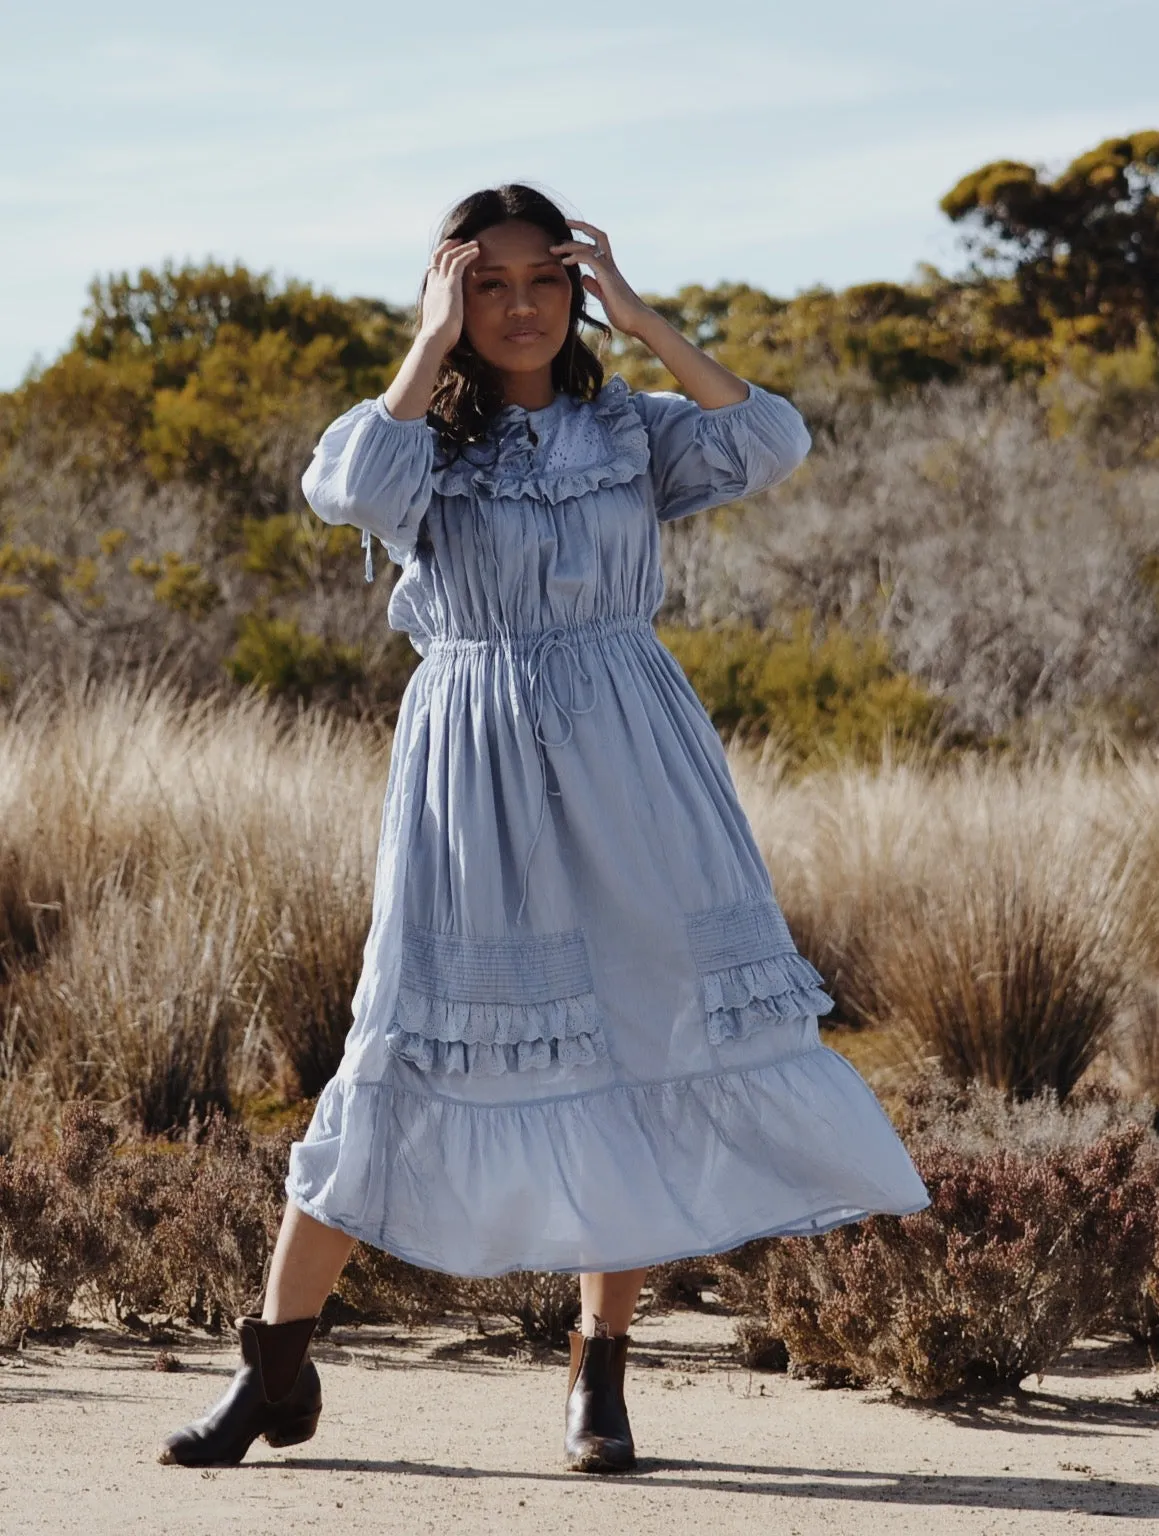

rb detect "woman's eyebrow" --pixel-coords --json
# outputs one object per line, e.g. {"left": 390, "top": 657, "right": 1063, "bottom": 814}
{"left": 471, "top": 258, "right": 561, "bottom": 272}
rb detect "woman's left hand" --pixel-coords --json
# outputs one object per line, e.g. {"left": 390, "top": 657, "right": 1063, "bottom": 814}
{"left": 549, "top": 221, "right": 653, "bottom": 338}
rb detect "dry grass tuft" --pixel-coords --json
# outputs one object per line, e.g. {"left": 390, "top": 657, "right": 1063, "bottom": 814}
{"left": 5, "top": 682, "right": 1159, "bottom": 1141}
{"left": 734, "top": 742, "right": 1159, "bottom": 1101}
{"left": 0, "top": 678, "right": 387, "bottom": 1144}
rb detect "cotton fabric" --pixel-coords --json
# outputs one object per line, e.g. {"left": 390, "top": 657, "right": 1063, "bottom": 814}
{"left": 285, "top": 370, "right": 930, "bottom": 1275}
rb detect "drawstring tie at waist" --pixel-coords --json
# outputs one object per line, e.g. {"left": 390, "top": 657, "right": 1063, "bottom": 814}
{"left": 515, "top": 625, "right": 598, "bottom": 924}
{"left": 419, "top": 499, "right": 641, "bottom": 926}
{"left": 425, "top": 618, "right": 653, "bottom": 926}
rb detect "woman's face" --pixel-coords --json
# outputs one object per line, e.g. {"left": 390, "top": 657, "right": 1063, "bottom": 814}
{"left": 461, "top": 219, "right": 573, "bottom": 379}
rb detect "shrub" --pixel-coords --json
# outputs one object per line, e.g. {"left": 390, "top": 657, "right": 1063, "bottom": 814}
{"left": 237, "top": 511, "right": 362, "bottom": 593}
{"left": 842, "top": 824, "right": 1140, "bottom": 1102}
{"left": 715, "top": 1076, "right": 1159, "bottom": 1398}
{"left": 332, "top": 1246, "right": 461, "bottom": 1329}
{"left": 458, "top": 1271, "right": 581, "bottom": 1349}
{"left": 5, "top": 873, "right": 259, "bottom": 1136}
{"left": 737, "top": 749, "right": 1153, "bottom": 1099}
{"left": 890, "top": 1066, "right": 1158, "bottom": 1151}
{"left": 0, "top": 1102, "right": 300, "bottom": 1342}
{"left": 224, "top": 613, "right": 364, "bottom": 703}
{"left": 644, "top": 1256, "right": 719, "bottom": 1312}
{"left": 659, "top": 615, "right": 943, "bottom": 766}
{"left": 128, "top": 550, "right": 221, "bottom": 617}
{"left": 658, "top": 371, "right": 1159, "bottom": 744}
{"left": 0, "top": 1110, "right": 117, "bottom": 1342}
{"left": 139, "top": 1110, "right": 301, "bottom": 1330}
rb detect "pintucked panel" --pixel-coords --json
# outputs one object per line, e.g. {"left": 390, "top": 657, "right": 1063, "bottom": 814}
{"left": 387, "top": 921, "right": 609, "bottom": 1075}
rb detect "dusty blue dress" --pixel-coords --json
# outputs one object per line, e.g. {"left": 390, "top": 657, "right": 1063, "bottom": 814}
{"left": 285, "top": 370, "right": 930, "bottom": 1275}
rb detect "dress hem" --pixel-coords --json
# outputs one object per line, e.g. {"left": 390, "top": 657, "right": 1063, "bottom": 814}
{"left": 282, "top": 1042, "right": 933, "bottom": 1277}
{"left": 284, "top": 1184, "right": 933, "bottom": 1277}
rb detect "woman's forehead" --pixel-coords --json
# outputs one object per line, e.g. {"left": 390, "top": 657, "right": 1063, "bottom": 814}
{"left": 472, "top": 220, "right": 556, "bottom": 264}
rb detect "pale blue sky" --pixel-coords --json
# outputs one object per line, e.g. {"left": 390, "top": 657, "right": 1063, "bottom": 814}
{"left": 2, "top": 0, "right": 1156, "bottom": 388}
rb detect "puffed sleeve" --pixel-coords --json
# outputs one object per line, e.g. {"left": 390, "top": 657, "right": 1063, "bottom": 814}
{"left": 631, "top": 380, "right": 812, "bottom": 523}
{"left": 301, "top": 396, "right": 436, "bottom": 579}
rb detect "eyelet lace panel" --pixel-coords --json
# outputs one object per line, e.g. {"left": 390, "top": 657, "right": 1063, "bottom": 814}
{"left": 430, "top": 375, "right": 649, "bottom": 504}
{"left": 387, "top": 921, "right": 609, "bottom": 1074}
{"left": 686, "top": 896, "right": 835, "bottom": 1044}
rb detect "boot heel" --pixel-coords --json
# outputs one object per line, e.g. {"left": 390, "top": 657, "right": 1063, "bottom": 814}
{"left": 263, "top": 1409, "right": 321, "bottom": 1448}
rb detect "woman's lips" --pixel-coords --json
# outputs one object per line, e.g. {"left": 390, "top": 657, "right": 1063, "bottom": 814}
{"left": 506, "top": 330, "right": 543, "bottom": 343}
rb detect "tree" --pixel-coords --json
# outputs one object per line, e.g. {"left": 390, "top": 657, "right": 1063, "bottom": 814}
{"left": 941, "top": 130, "right": 1159, "bottom": 351}
{"left": 5, "top": 262, "right": 415, "bottom": 515}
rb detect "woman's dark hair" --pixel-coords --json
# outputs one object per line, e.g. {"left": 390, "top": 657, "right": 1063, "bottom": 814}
{"left": 415, "top": 183, "right": 611, "bottom": 468}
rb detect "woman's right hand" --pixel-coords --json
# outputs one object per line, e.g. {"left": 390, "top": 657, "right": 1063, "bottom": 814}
{"left": 418, "top": 238, "right": 480, "bottom": 353}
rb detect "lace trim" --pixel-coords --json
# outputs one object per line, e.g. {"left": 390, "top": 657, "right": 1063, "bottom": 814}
{"left": 385, "top": 988, "right": 608, "bottom": 1076}
{"left": 703, "top": 953, "right": 836, "bottom": 1045}
{"left": 387, "top": 1030, "right": 609, "bottom": 1076}
{"left": 430, "top": 374, "right": 648, "bottom": 504}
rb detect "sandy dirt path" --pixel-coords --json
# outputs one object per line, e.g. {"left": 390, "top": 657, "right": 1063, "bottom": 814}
{"left": 2, "top": 1309, "right": 1158, "bottom": 1534}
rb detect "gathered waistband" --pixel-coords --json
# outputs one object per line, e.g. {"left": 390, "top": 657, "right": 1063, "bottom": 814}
{"left": 424, "top": 613, "right": 654, "bottom": 656}
{"left": 421, "top": 613, "right": 656, "bottom": 926}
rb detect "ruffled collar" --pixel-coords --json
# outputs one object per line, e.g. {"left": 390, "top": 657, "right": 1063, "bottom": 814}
{"left": 495, "top": 391, "right": 573, "bottom": 429}
{"left": 430, "top": 372, "right": 649, "bottom": 504}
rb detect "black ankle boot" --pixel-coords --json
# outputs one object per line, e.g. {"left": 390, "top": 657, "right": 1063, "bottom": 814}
{"left": 157, "top": 1313, "right": 322, "bottom": 1467}
{"left": 564, "top": 1328, "right": 636, "bottom": 1473}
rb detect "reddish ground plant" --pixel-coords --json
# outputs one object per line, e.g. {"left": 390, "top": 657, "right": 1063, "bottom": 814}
{"left": 5, "top": 1091, "right": 1159, "bottom": 1388}
{"left": 717, "top": 1122, "right": 1159, "bottom": 1399}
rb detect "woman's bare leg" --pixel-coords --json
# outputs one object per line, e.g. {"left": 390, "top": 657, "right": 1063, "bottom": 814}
{"left": 261, "top": 1201, "right": 357, "bottom": 1323}
{"left": 579, "top": 1267, "right": 648, "bottom": 1335}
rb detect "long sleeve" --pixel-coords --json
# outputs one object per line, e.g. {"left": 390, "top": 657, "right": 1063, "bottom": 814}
{"left": 301, "top": 396, "right": 436, "bottom": 574}
{"left": 630, "top": 380, "right": 812, "bottom": 523}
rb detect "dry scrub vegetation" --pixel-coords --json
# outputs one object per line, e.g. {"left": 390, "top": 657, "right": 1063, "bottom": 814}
{"left": 4, "top": 342, "right": 1159, "bottom": 754}
{"left": 734, "top": 745, "right": 1159, "bottom": 1101}
{"left": 5, "top": 683, "right": 1159, "bottom": 1147}
{"left": 659, "top": 367, "right": 1159, "bottom": 744}
{"left": 4, "top": 683, "right": 1159, "bottom": 1394}
{"left": 716, "top": 1073, "right": 1159, "bottom": 1398}
{"left": 0, "top": 680, "right": 390, "bottom": 1147}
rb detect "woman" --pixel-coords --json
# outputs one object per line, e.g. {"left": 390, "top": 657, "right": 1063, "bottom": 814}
{"left": 158, "top": 183, "right": 930, "bottom": 1475}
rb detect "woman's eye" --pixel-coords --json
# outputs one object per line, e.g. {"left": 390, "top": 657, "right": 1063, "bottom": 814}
{"left": 478, "top": 276, "right": 559, "bottom": 291}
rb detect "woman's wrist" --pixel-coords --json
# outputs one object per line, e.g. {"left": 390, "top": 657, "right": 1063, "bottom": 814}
{"left": 625, "top": 305, "right": 664, "bottom": 345}
{"left": 383, "top": 332, "right": 448, "bottom": 421}
{"left": 631, "top": 307, "right": 750, "bottom": 409}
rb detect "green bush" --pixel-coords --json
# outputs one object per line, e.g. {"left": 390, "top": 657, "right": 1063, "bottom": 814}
{"left": 237, "top": 511, "right": 362, "bottom": 593}
{"left": 658, "top": 614, "right": 943, "bottom": 764}
{"left": 224, "top": 613, "right": 363, "bottom": 703}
